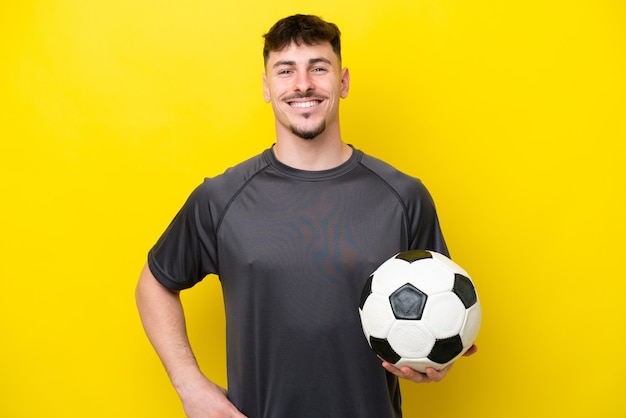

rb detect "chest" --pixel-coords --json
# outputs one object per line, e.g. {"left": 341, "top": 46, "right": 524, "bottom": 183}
{"left": 217, "top": 177, "right": 407, "bottom": 283}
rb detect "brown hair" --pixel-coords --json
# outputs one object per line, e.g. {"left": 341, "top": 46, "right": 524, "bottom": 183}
{"left": 263, "top": 14, "right": 341, "bottom": 66}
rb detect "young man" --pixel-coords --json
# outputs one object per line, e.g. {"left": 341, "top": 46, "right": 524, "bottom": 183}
{"left": 136, "top": 14, "right": 475, "bottom": 418}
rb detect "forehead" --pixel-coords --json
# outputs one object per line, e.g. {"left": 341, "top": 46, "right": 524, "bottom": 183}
{"left": 265, "top": 42, "right": 339, "bottom": 68}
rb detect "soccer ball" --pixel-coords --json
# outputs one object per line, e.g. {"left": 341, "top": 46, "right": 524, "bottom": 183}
{"left": 359, "top": 250, "right": 481, "bottom": 372}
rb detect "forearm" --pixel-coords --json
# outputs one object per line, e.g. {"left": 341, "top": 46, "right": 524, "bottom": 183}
{"left": 135, "top": 264, "right": 204, "bottom": 389}
{"left": 136, "top": 264, "right": 243, "bottom": 417}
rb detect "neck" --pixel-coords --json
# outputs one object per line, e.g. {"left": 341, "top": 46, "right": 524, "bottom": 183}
{"left": 272, "top": 128, "right": 352, "bottom": 171}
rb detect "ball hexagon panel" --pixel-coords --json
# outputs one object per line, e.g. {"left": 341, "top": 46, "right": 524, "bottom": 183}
{"left": 395, "top": 357, "right": 444, "bottom": 372}
{"left": 421, "top": 292, "right": 466, "bottom": 338}
{"left": 430, "top": 251, "right": 470, "bottom": 277}
{"left": 360, "top": 293, "right": 396, "bottom": 337}
{"left": 370, "top": 258, "right": 414, "bottom": 296}
{"left": 387, "top": 320, "right": 435, "bottom": 359}
{"left": 408, "top": 259, "right": 455, "bottom": 295}
{"left": 459, "top": 303, "right": 482, "bottom": 348}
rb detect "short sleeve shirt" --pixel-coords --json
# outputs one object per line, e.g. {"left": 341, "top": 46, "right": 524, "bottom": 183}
{"left": 149, "top": 147, "right": 448, "bottom": 418}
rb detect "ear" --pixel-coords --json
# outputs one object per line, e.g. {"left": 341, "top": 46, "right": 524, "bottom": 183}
{"left": 262, "top": 73, "right": 271, "bottom": 103}
{"left": 340, "top": 67, "right": 350, "bottom": 99}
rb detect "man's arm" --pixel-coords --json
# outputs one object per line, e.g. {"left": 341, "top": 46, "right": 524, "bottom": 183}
{"left": 135, "top": 263, "right": 246, "bottom": 418}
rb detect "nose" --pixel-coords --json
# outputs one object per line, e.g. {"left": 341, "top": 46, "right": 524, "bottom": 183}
{"left": 294, "top": 71, "right": 314, "bottom": 93}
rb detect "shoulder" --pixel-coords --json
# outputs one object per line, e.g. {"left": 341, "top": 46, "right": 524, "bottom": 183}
{"left": 207, "top": 151, "right": 269, "bottom": 186}
{"left": 180, "top": 151, "right": 270, "bottom": 218}
{"left": 195, "top": 151, "right": 269, "bottom": 195}
{"left": 357, "top": 152, "right": 430, "bottom": 198}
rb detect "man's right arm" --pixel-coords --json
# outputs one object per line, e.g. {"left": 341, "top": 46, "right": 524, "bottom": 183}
{"left": 135, "top": 263, "right": 246, "bottom": 418}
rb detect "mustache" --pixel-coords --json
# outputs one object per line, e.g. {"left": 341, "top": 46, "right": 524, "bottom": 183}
{"left": 283, "top": 91, "right": 326, "bottom": 101}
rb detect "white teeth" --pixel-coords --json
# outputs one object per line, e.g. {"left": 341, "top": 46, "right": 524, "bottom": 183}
{"left": 291, "top": 101, "right": 319, "bottom": 108}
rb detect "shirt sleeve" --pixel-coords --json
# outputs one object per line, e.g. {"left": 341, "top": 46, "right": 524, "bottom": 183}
{"left": 407, "top": 179, "right": 450, "bottom": 258}
{"left": 148, "top": 181, "right": 218, "bottom": 290}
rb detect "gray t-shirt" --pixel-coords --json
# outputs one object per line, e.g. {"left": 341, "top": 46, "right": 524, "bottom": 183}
{"left": 149, "top": 147, "right": 448, "bottom": 418}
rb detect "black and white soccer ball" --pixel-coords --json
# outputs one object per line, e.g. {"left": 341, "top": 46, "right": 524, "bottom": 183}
{"left": 359, "top": 250, "right": 481, "bottom": 372}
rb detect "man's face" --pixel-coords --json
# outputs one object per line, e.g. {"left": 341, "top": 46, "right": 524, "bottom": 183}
{"left": 263, "top": 42, "right": 350, "bottom": 140}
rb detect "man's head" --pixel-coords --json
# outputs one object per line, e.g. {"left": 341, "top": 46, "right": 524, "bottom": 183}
{"left": 262, "top": 15, "right": 349, "bottom": 142}
{"left": 263, "top": 14, "right": 342, "bottom": 68}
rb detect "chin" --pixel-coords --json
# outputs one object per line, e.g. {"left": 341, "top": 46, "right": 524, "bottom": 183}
{"left": 291, "top": 121, "right": 326, "bottom": 140}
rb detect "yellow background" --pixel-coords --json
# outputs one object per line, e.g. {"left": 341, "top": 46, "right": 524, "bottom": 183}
{"left": 1, "top": 0, "right": 625, "bottom": 417}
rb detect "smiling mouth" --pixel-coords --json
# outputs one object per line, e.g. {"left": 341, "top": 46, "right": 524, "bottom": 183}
{"left": 289, "top": 100, "right": 321, "bottom": 109}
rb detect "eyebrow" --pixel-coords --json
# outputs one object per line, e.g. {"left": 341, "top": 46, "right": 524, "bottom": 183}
{"left": 272, "top": 57, "right": 332, "bottom": 68}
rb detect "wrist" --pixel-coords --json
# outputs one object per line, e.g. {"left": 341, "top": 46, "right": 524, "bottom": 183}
{"left": 169, "top": 364, "right": 208, "bottom": 394}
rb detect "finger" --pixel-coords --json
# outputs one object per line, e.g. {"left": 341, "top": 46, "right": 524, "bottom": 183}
{"left": 400, "top": 366, "right": 431, "bottom": 383}
{"left": 463, "top": 344, "right": 478, "bottom": 356}
{"left": 382, "top": 361, "right": 411, "bottom": 379}
{"left": 425, "top": 363, "right": 453, "bottom": 382}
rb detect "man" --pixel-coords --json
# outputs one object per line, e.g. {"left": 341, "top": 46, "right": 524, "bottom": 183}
{"left": 136, "top": 14, "right": 475, "bottom": 418}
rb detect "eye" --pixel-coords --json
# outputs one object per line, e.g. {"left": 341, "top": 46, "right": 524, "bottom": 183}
{"left": 312, "top": 67, "right": 328, "bottom": 73}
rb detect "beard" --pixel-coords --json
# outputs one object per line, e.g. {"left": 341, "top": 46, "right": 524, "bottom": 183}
{"left": 290, "top": 119, "right": 326, "bottom": 140}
